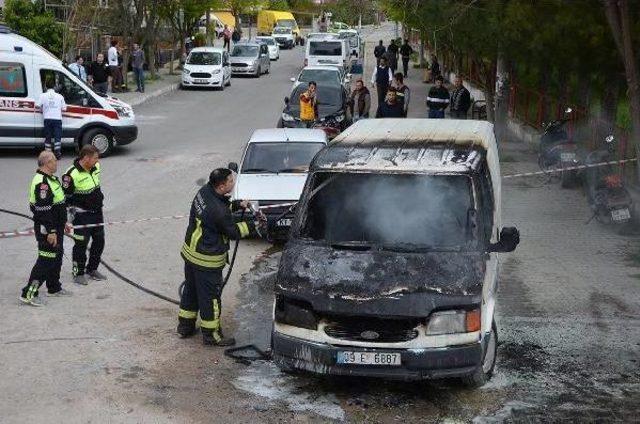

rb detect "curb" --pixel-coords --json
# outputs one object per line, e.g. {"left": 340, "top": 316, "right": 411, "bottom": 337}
{"left": 128, "top": 81, "right": 181, "bottom": 108}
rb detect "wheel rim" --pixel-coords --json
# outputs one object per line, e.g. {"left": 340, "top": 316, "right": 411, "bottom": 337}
{"left": 92, "top": 134, "right": 109, "bottom": 154}
{"left": 482, "top": 329, "right": 497, "bottom": 373}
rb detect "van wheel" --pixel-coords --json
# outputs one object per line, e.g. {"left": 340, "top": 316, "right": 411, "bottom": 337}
{"left": 461, "top": 320, "right": 497, "bottom": 388}
{"left": 83, "top": 128, "right": 114, "bottom": 157}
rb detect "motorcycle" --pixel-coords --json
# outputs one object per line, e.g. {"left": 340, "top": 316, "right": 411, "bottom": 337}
{"left": 538, "top": 108, "right": 580, "bottom": 187}
{"left": 585, "top": 135, "right": 634, "bottom": 227}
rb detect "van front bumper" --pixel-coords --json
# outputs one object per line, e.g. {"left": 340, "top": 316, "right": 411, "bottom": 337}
{"left": 272, "top": 331, "right": 483, "bottom": 380}
{"left": 113, "top": 125, "right": 138, "bottom": 145}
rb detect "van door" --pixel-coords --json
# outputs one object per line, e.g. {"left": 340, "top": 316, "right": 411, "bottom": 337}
{"left": 0, "top": 61, "right": 36, "bottom": 145}
{"left": 37, "top": 67, "right": 100, "bottom": 145}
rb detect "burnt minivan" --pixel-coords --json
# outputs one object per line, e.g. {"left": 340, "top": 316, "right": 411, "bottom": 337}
{"left": 271, "top": 119, "right": 519, "bottom": 386}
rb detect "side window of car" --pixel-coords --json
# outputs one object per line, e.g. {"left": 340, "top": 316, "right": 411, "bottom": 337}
{"left": 0, "top": 62, "right": 28, "bottom": 98}
{"left": 40, "top": 69, "right": 94, "bottom": 107}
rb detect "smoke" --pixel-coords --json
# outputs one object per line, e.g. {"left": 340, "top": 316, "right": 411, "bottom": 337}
{"left": 303, "top": 173, "right": 474, "bottom": 249}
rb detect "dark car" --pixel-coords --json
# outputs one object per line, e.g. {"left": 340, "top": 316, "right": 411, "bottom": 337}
{"left": 278, "top": 83, "right": 351, "bottom": 139}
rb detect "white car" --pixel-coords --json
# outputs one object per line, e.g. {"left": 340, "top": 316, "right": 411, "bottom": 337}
{"left": 272, "top": 27, "right": 295, "bottom": 49}
{"left": 181, "top": 47, "right": 231, "bottom": 90}
{"left": 255, "top": 36, "right": 280, "bottom": 60}
{"left": 230, "top": 128, "right": 328, "bottom": 241}
{"left": 290, "top": 65, "right": 351, "bottom": 91}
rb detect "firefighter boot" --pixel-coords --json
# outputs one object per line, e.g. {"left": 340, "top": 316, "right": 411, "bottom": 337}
{"left": 177, "top": 317, "right": 196, "bottom": 338}
{"left": 202, "top": 329, "right": 235, "bottom": 347}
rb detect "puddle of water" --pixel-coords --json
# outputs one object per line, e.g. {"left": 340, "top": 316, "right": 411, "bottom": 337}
{"left": 233, "top": 361, "right": 345, "bottom": 421}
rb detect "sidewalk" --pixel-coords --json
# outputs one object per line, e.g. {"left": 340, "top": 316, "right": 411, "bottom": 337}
{"left": 112, "top": 61, "right": 182, "bottom": 108}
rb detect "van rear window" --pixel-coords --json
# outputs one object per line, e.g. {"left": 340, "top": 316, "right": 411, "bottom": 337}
{"left": 309, "top": 42, "right": 343, "bottom": 56}
{"left": 0, "top": 62, "right": 27, "bottom": 97}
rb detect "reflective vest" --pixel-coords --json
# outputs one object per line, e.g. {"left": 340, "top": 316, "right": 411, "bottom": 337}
{"left": 299, "top": 92, "right": 316, "bottom": 121}
{"left": 29, "top": 171, "right": 66, "bottom": 233}
{"left": 63, "top": 161, "right": 103, "bottom": 211}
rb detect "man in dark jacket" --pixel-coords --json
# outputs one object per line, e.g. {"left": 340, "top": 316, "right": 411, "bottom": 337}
{"left": 427, "top": 75, "right": 450, "bottom": 118}
{"left": 377, "top": 89, "right": 404, "bottom": 118}
{"left": 450, "top": 75, "right": 471, "bottom": 119}
{"left": 374, "top": 40, "right": 386, "bottom": 66}
{"left": 393, "top": 73, "right": 410, "bottom": 117}
{"left": 386, "top": 39, "right": 399, "bottom": 73}
{"left": 88, "top": 53, "right": 110, "bottom": 94}
{"left": 430, "top": 55, "right": 441, "bottom": 82}
{"left": 400, "top": 39, "right": 413, "bottom": 78}
{"left": 177, "top": 168, "right": 261, "bottom": 346}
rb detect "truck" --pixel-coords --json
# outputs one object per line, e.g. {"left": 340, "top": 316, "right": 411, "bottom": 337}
{"left": 258, "top": 10, "right": 300, "bottom": 39}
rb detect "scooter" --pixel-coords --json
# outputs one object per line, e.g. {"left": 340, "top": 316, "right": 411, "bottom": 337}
{"left": 538, "top": 108, "right": 580, "bottom": 187}
{"left": 585, "top": 135, "right": 634, "bottom": 226}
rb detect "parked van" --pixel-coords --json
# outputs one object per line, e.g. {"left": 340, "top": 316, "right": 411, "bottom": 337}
{"left": 0, "top": 28, "right": 137, "bottom": 156}
{"left": 305, "top": 39, "right": 348, "bottom": 69}
{"left": 258, "top": 10, "right": 300, "bottom": 38}
{"left": 271, "top": 119, "right": 520, "bottom": 386}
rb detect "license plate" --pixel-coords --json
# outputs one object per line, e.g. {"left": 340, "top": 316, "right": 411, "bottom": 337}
{"left": 561, "top": 152, "right": 576, "bottom": 161}
{"left": 336, "top": 351, "right": 401, "bottom": 366}
{"left": 194, "top": 79, "right": 208, "bottom": 84}
{"left": 612, "top": 208, "right": 631, "bottom": 222}
{"left": 277, "top": 218, "right": 292, "bottom": 227}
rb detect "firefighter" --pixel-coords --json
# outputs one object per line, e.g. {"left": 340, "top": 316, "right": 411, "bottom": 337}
{"left": 20, "top": 151, "right": 72, "bottom": 306}
{"left": 62, "top": 145, "right": 106, "bottom": 285}
{"left": 177, "top": 168, "right": 261, "bottom": 346}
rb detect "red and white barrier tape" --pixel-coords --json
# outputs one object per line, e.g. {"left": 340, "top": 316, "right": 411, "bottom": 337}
{"left": 502, "top": 158, "right": 638, "bottom": 179}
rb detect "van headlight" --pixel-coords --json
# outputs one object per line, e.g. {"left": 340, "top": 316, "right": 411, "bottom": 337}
{"left": 334, "top": 113, "right": 345, "bottom": 123}
{"left": 426, "top": 309, "right": 480, "bottom": 335}
{"left": 112, "top": 105, "right": 131, "bottom": 118}
{"left": 282, "top": 112, "right": 295, "bottom": 122}
{"left": 183, "top": 69, "right": 191, "bottom": 75}
{"left": 275, "top": 296, "right": 317, "bottom": 330}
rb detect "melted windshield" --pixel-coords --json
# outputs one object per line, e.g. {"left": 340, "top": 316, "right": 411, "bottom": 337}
{"left": 300, "top": 173, "right": 475, "bottom": 249}
{"left": 242, "top": 143, "right": 325, "bottom": 174}
{"left": 232, "top": 46, "right": 259, "bottom": 57}
{"left": 187, "top": 52, "right": 221, "bottom": 65}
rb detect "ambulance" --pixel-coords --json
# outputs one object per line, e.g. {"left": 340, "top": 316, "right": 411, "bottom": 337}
{"left": 0, "top": 26, "right": 138, "bottom": 156}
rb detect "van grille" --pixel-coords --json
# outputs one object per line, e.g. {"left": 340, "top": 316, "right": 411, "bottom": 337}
{"left": 324, "top": 317, "right": 420, "bottom": 343}
{"left": 190, "top": 72, "right": 211, "bottom": 78}
{"left": 231, "top": 63, "right": 248, "bottom": 67}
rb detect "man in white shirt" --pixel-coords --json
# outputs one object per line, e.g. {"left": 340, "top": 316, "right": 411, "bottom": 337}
{"left": 370, "top": 57, "right": 393, "bottom": 109}
{"left": 68, "top": 55, "right": 87, "bottom": 82}
{"left": 37, "top": 79, "right": 67, "bottom": 159}
{"left": 107, "top": 40, "right": 123, "bottom": 92}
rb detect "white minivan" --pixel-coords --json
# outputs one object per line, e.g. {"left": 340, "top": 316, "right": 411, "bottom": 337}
{"left": 305, "top": 39, "right": 348, "bottom": 69}
{"left": 0, "top": 27, "right": 137, "bottom": 156}
{"left": 181, "top": 47, "right": 232, "bottom": 89}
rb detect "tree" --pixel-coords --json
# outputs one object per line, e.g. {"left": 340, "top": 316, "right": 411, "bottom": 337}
{"left": 3, "top": 0, "right": 63, "bottom": 56}
{"left": 223, "top": 0, "right": 261, "bottom": 29}
{"left": 159, "top": 0, "right": 219, "bottom": 56}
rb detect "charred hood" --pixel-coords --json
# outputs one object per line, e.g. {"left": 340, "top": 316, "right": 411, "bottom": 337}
{"left": 276, "top": 241, "right": 485, "bottom": 317}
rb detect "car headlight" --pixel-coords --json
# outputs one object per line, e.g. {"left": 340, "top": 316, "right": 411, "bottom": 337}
{"left": 426, "top": 309, "right": 480, "bottom": 335}
{"left": 334, "top": 114, "right": 345, "bottom": 123}
{"left": 182, "top": 69, "right": 190, "bottom": 75}
{"left": 112, "top": 105, "right": 131, "bottom": 118}
{"left": 212, "top": 69, "right": 221, "bottom": 75}
{"left": 282, "top": 112, "right": 295, "bottom": 122}
{"left": 275, "top": 296, "right": 317, "bottom": 330}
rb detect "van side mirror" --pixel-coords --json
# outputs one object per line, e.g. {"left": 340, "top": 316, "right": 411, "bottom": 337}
{"left": 290, "top": 77, "right": 296, "bottom": 82}
{"left": 284, "top": 96, "right": 289, "bottom": 105}
{"left": 488, "top": 227, "right": 520, "bottom": 253}
{"left": 228, "top": 162, "right": 239, "bottom": 173}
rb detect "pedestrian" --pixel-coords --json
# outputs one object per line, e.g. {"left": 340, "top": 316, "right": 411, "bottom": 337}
{"left": 299, "top": 81, "right": 318, "bottom": 126}
{"left": 374, "top": 40, "right": 386, "bottom": 66}
{"left": 220, "top": 25, "right": 232, "bottom": 51}
{"left": 370, "top": 57, "right": 393, "bottom": 108}
{"left": 177, "top": 168, "right": 259, "bottom": 346}
{"left": 400, "top": 39, "right": 413, "bottom": 78}
{"left": 68, "top": 55, "right": 87, "bottom": 82}
{"left": 19, "top": 151, "right": 72, "bottom": 306}
{"left": 131, "top": 43, "right": 145, "bottom": 93}
{"left": 392, "top": 72, "right": 410, "bottom": 117}
{"left": 88, "top": 53, "right": 110, "bottom": 94}
{"left": 430, "top": 55, "right": 441, "bottom": 82}
{"left": 376, "top": 89, "right": 404, "bottom": 118}
{"left": 62, "top": 145, "right": 107, "bottom": 285}
{"left": 387, "top": 39, "right": 399, "bottom": 73}
{"left": 427, "top": 75, "right": 450, "bottom": 119}
{"left": 37, "top": 78, "right": 66, "bottom": 159}
{"left": 107, "top": 40, "right": 123, "bottom": 93}
{"left": 348, "top": 79, "right": 371, "bottom": 122}
{"left": 232, "top": 28, "right": 241, "bottom": 44}
{"left": 449, "top": 75, "right": 471, "bottom": 119}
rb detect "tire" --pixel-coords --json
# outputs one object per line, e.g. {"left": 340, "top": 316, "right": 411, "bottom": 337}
{"left": 461, "top": 320, "right": 497, "bottom": 388}
{"left": 265, "top": 66, "right": 270, "bottom": 75}
{"left": 255, "top": 67, "right": 261, "bottom": 78}
{"left": 226, "top": 76, "right": 231, "bottom": 87}
{"left": 219, "top": 82, "right": 224, "bottom": 91}
{"left": 82, "top": 127, "right": 114, "bottom": 157}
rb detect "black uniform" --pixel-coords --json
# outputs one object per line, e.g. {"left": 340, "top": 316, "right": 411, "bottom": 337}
{"left": 178, "top": 184, "right": 255, "bottom": 342}
{"left": 62, "top": 160, "right": 105, "bottom": 277}
{"left": 20, "top": 170, "right": 66, "bottom": 300}
{"left": 387, "top": 42, "right": 399, "bottom": 72}
{"left": 400, "top": 43, "right": 413, "bottom": 77}
{"left": 427, "top": 85, "right": 450, "bottom": 118}
{"left": 450, "top": 85, "right": 471, "bottom": 119}
{"left": 374, "top": 44, "right": 386, "bottom": 66}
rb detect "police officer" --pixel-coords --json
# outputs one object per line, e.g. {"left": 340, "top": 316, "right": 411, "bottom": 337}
{"left": 62, "top": 145, "right": 106, "bottom": 285}
{"left": 20, "top": 151, "right": 72, "bottom": 306}
{"left": 177, "top": 168, "right": 261, "bottom": 346}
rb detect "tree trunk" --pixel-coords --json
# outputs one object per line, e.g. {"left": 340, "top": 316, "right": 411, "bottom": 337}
{"left": 604, "top": 0, "right": 640, "bottom": 181}
{"left": 419, "top": 30, "right": 426, "bottom": 68}
{"left": 601, "top": 78, "right": 619, "bottom": 125}
{"left": 494, "top": 51, "right": 510, "bottom": 141}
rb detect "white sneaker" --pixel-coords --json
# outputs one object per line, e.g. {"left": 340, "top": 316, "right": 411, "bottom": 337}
{"left": 47, "top": 288, "right": 73, "bottom": 297}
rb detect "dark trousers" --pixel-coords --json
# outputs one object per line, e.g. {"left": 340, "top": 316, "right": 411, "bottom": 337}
{"left": 402, "top": 58, "right": 410, "bottom": 77}
{"left": 223, "top": 38, "right": 230, "bottom": 51}
{"left": 21, "top": 230, "right": 64, "bottom": 298}
{"left": 179, "top": 262, "right": 224, "bottom": 337}
{"left": 133, "top": 67, "right": 145, "bottom": 92}
{"left": 450, "top": 110, "right": 468, "bottom": 119}
{"left": 43, "top": 119, "right": 62, "bottom": 153}
{"left": 72, "top": 211, "right": 105, "bottom": 276}
{"left": 93, "top": 81, "right": 108, "bottom": 94}
{"left": 109, "top": 65, "right": 123, "bottom": 92}
{"left": 428, "top": 109, "right": 445, "bottom": 119}
{"left": 376, "top": 83, "right": 388, "bottom": 107}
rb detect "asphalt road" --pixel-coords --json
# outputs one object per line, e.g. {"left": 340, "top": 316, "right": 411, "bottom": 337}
{"left": 1, "top": 28, "right": 639, "bottom": 423}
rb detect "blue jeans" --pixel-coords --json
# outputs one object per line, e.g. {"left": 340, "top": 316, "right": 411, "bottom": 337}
{"left": 43, "top": 119, "right": 62, "bottom": 152}
{"left": 428, "top": 109, "right": 445, "bottom": 119}
{"left": 134, "top": 67, "right": 145, "bottom": 92}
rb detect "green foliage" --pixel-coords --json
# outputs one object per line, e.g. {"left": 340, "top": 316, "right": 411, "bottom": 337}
{"left": 323, "top": 0, "right": 378, "bottom": 26}
{"left": 267, "top": 0, "right": 290, "bottom": 10}
{"left": 3, "top": 0, "right": 63, "bottom": 56}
